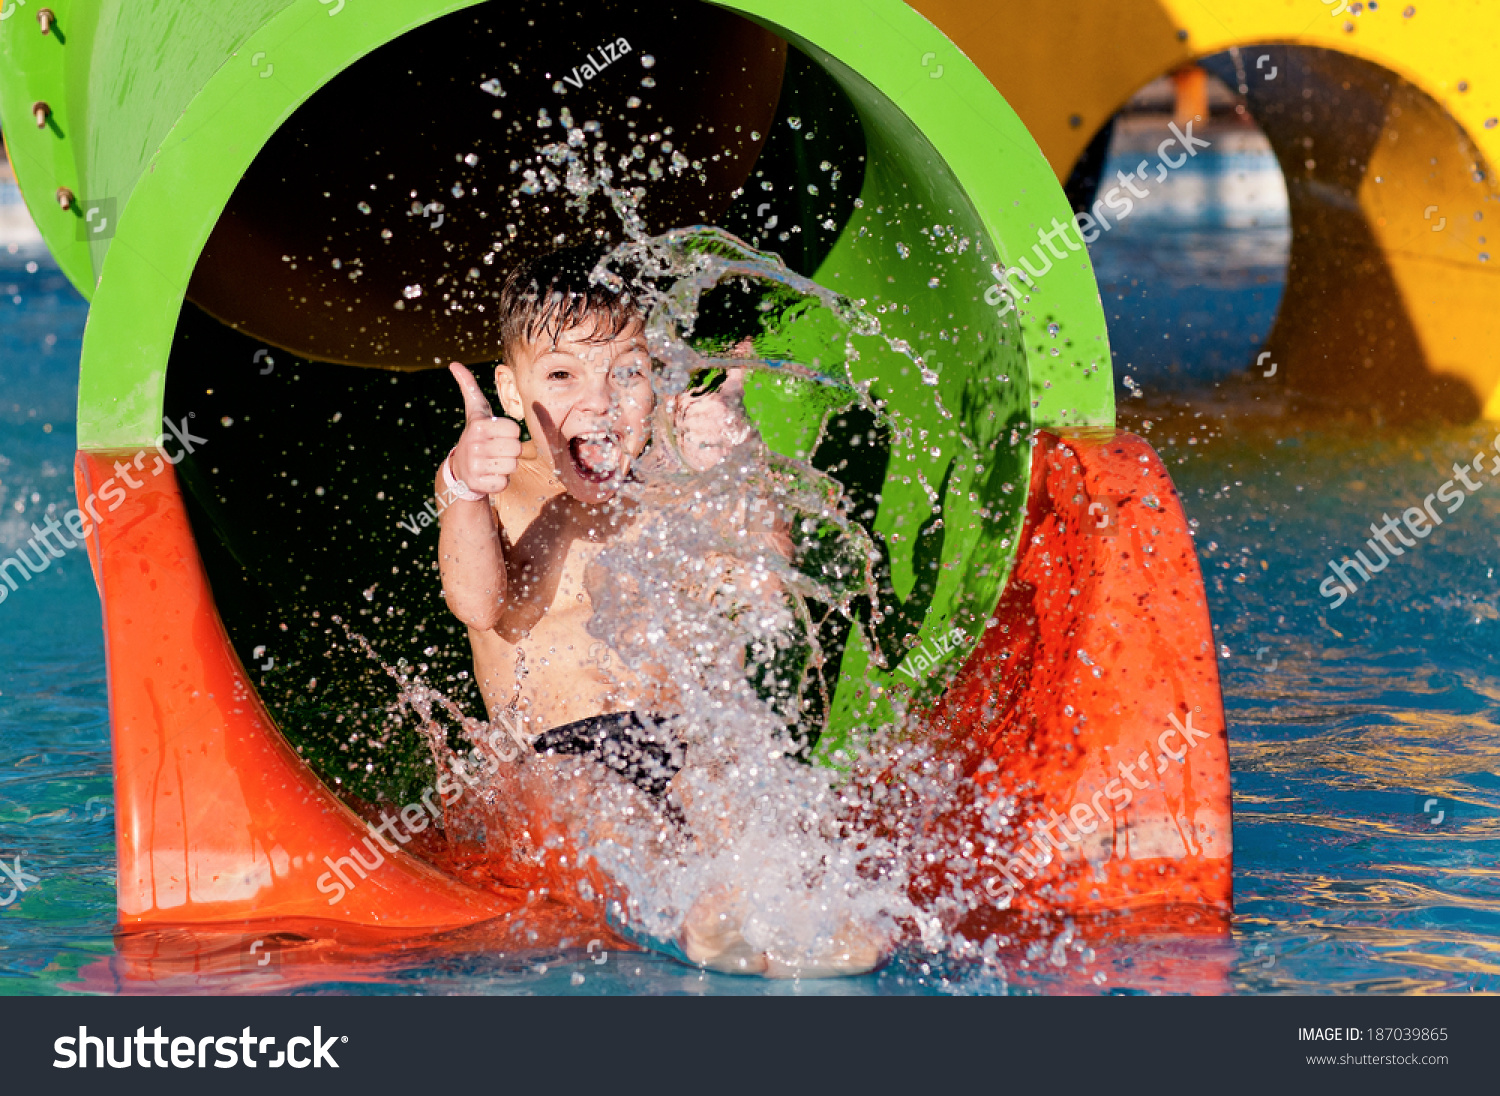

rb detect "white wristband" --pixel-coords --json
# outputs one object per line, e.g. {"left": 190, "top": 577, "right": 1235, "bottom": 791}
{"left": 442, "top": 451, "right": 485, "bottom": 502}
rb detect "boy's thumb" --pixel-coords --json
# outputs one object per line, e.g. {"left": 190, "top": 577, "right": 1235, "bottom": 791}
{"left": 449, "top": 362, "right": 495, "bottom": 423}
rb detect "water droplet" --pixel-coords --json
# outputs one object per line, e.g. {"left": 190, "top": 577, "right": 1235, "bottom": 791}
{"left": 464, "top": 153, "right": 479, "bottom": 166}
{"left": 403, "top": 284, "right": 422, "bottom": 299}
{"left": 357, "top": 201, "right": 371, "bottom": 214}
{"left": 787, "top": 116, "right": 802, "bottom": 130}
{"left": 380, "top": 228, "right": 393, "bottom": 239}
{"left": 626, "top": 96, "right": 641, "bottom": 109}
{"left": 641, "top": 76, "right": 656, "bottom": 88}
{"left": 895, "top": 242, "right": 910, "bottom": 258}
{"left": 1047, "top": 322, "right": 1060, "bottom": 337}
{"left": 640, "top": 54, "right": 656, "bottom": 68}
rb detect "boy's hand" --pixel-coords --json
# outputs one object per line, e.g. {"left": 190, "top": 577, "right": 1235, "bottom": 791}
{"left": 675, "top": 367, "right": 753, "bottom": 472}
{"left": 448, "top": 363, "right": 522, "bottom": 497}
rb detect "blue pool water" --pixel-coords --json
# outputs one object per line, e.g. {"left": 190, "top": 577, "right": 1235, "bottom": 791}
{"left": 1, "top": 134, "right": 1497, "bottom": 994}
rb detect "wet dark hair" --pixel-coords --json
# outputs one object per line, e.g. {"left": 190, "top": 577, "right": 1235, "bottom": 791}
{"left": 498, "top": 245, "right": 642, "bottom": 363}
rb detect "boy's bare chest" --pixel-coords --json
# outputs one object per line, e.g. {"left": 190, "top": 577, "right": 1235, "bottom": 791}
{"left": 492, "top": 486, "right": 631, "bottom": 640}
{"left": 507, "top": 532, "right": 602, "bottom": 620}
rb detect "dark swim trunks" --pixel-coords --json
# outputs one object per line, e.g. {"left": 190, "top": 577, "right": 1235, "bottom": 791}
{"left": 531, "top": 711, "right": 685, "bottom": 800}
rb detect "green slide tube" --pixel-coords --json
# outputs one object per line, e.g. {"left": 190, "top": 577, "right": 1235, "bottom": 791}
{"left": 0, "top": 0, "right": 1113, "bottom": 764}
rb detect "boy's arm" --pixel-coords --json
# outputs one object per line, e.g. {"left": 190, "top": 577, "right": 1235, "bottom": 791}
{"left": 675, "top": 364, "right": 792, "bottom": 600}
{"left": 437, "top": 363, "right": 521, "bottom": 631}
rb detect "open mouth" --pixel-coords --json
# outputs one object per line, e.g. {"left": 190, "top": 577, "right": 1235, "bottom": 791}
{"left": 568, "top": 433, "right": 623, "bottom": 485}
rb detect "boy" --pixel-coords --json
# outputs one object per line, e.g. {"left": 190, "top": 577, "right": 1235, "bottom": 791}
{"left": 437, "top": 248, "right": 881, "bottom": 974}
{"left": 436, "top": 246, "right": 751, "bottom": 786}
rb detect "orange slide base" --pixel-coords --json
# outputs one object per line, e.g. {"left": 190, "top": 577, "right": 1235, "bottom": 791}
{"left": 927, "top": 430, "right": 1232, "bottom": 939}
{"left": 76, "top": 428, "right": 1230, "bottom": 947}
{"left": 75, "top": 449, "right": 514, "bottom": 931}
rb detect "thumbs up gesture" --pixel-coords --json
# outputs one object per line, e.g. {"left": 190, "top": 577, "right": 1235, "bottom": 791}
{"left": 447, "top": 363, "right": 522, "bottom": 497}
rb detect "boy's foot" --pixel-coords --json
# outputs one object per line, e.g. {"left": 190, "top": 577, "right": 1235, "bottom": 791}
{"left": 680, "top": 888, "right": 886, "bottom": 978}
{"left": 763, "top": 922, "right": 884, "bottom": 979}
{"left": 680, "top": 888, "right": 768, "bottom": 974}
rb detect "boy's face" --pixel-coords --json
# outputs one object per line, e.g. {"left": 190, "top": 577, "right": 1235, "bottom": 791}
{"left": 497, "top": 317, "right": 655, "bottom": 505}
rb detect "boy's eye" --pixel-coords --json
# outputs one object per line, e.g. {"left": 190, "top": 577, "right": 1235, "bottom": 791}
{"left": 546, "top": 369, "right": 573, "bottom": 381}
{"left": 612, "top": 356, "right": 651, "bottom": 380}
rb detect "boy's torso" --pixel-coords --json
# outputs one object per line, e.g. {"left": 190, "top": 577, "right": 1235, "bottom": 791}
{"left": 466, "top": 458, "right": 645, "bottom": 735}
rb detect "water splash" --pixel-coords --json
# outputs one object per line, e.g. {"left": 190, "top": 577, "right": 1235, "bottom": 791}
{"left": 332, "top": 116, "right": 1068, "bottom": 976}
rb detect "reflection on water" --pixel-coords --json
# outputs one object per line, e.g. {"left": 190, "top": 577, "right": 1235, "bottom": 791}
{"left": 0, "top": 164, "right": 46, "bottom": 260}
{"left": 2, "top": 119, "right": 1498, "bottom": 991}
{"left": 1100, "top": 111, "right": 1500, "bottom": 990}
{"left": 1181, "top": 423, "right": 1500, "bottom": 994}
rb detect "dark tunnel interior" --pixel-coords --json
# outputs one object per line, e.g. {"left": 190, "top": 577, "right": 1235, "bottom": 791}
{"left": 164, "top": 1, "right": 879, "bottom": 806}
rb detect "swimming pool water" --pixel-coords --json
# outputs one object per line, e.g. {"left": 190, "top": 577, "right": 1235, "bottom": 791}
{"left": 1, "top": 140, "right": 1496, "bottom": 994}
